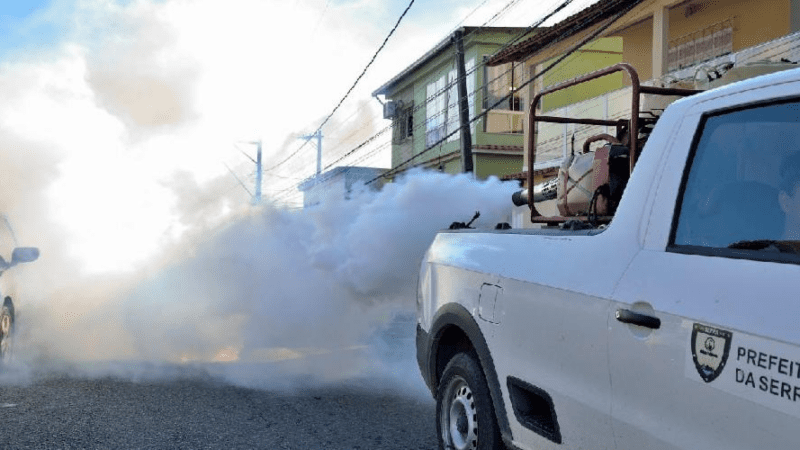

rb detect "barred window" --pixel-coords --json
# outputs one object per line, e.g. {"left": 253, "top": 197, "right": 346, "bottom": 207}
{"left": 668, "top": 21, "right": 733, "bottom": 71}
{"left": 392, "top": 104, "right": 414, "bottom": 144}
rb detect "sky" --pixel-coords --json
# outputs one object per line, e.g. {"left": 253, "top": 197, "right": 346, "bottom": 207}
{"left": 0, "top": 0, "right": 607, "bottom": 381}
{"left": 0, "top": 0, "right": 596, "bottom": 275}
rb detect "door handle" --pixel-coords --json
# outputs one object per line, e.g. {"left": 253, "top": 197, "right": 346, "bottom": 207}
{"left": 615, "top": 309, "right": 661, "bottom": 329}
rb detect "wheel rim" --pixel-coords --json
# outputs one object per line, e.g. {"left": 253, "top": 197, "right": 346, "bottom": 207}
{"left": 442, "top": 376, "right": 478, "bottom": 450}
{"left": 0, "top": 308, "right": 10, "bottom": 362}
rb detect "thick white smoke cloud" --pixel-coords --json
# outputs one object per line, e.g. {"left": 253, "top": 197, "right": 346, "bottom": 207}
{"left": 120, "top": 171, "right": 515, "bottom": 384}
{"left": 4, "top": 170, "right": 517, "bottom": 393}
{"left": 0, "top": 0, "right": 541, "bottom": 390}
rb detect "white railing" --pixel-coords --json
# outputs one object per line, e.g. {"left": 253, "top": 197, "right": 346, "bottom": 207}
{"left": 533, "top": 31, "right": 800, "bottom": 171}
{"left": 534, "top": 86, "right": 633, "bottom": 169}
{"left": 484, "top": 109, "right": 525, "bottom": 134}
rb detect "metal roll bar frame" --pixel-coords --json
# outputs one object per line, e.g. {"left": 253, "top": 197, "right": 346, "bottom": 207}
{"left": 526, "top": 63, "right": 701, "bottom": 224}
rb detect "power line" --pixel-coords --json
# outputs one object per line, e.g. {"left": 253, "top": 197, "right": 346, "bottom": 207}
{"left": 224, "top": 163, "right": 254, "bottom": 198}
{"left": 319, "top": 0, "right": 573, "bottom": 175}
{"left": 263, "top": 0, "right": 416, "bottom": 174}
{"left": 366, "top": 0, "right": 647, "bottom": 184}
{"left": 267, "top": 0, "right": 561, "bottom": 178}
{"left": 318, "top": 0, "right": 572, "bottom": 172}
{"left": 265, "top": 0, "right": 591, "bottom": 198}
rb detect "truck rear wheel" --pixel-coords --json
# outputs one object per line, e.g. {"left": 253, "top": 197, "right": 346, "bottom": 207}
{"left": 437, "top": 352, "right": 502, "bottom": 450}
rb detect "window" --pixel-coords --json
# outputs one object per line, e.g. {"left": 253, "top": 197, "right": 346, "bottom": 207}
{"left": 446, "top": 70, "right": 459, "bottom": 142}
{"left": 668, "top": 20, "right": 733, "bottom": 71}
{"left": 671, "top": 99, "right": 800, "bottom": 262}
{"left": 484, "top": 60, "right": 525, "bottom": 111}
{"left": 392, "top": 104, "right": 413, "bottom": 144}
{"left": 426, "top": 76, "right": 446, "bottom": 146}
{"left": 425, "top": 59, "right": 475, "bottom": 147}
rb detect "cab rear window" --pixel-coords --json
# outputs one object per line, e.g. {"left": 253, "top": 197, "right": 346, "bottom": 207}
{"left": 670, "top": 99, "right": 800, "bottom": 263}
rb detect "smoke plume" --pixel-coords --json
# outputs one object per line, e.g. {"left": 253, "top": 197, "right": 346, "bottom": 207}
{"left": 0, "top": 0, "right": 524, "bottom": 393}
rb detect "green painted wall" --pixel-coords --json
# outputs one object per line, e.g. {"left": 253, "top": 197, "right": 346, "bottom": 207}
{"left": 541, "top": 37, "right": 624, "bottom": 112}
{"left": 382, "top": 28, "right": 531, "bottom": 176}
{"left": 474, "top": 132, "right": 522, "bottom": 147}
{"left": 474, "top": 154, "right": 525, "bottom": 180}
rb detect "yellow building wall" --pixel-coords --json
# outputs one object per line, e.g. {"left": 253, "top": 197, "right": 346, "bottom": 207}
{"left": 666, "top": 0, "right": 789, "bottom": 52}
{"left": 616, "top": 18, "right": 653, "bottom": 82}
{"left": 514, "top": 0, "right": 794, "bottom": 182}
{"left": 612, "top": 0, "right": 792, "bottom": 82}
{"left": 441, "top": 158, "right": 462, "bottom": 175}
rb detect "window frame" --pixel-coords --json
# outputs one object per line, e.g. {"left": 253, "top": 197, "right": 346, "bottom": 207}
{"left": 425, "top": 76, "right": 447, "bottom": 147}
{"left": 483, "top": 59, "right": 524, "bottom": 112}
{"left": 392, "top": 103, "right": 414, "bottom": 144}
{"left": 666, "top": 95, "right": 800, "bottom": 265}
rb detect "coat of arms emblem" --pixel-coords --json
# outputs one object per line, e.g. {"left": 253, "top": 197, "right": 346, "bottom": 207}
{"left": 691, "top": 323, "right": 733, "bottom": 383}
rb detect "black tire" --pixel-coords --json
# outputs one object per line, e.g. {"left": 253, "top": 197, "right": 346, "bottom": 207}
{"left": 0, "top": 299, "right": 13, "bottom": 365}
{"left": 436, "top": 352, "right": 502, "bottom": 450}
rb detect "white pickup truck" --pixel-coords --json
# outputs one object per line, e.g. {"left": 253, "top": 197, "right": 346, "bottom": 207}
{"left": 416, "top": 64, "right": 800, "bottom": 450}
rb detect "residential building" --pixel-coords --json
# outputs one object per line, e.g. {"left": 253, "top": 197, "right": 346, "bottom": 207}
{"left": 298, "top": 166, "right": 387, "bottom": 208}
{"left": 486, "top": 0, "right": 800, "bottom": 226}
{"left": 372, "top": 27, "right": 541, "bottom": 180}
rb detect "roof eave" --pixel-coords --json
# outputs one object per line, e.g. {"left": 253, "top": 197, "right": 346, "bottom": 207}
{"left": 372, "top": 26, "right": 532, "bottom": 97}
{"left": 486, "top": 0, "right": 640, "bottom": 66}
{"left": 372, "top": 27, "right": 468, "bottom": 97}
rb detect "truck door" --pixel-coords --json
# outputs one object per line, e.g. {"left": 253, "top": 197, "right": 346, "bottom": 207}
{"left": 609, "top": 97, "right": 800, "bottom": 449}
{"left": 496, "top": 274, "right": 616, "bottom": 450}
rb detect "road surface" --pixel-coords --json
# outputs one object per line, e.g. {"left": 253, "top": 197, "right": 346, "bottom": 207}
{"left": 0, "top": 364, "right": 437, "bottom": 449}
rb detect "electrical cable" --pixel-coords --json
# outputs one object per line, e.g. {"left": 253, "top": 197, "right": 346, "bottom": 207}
{"left": 263, "top": 0, "right": 416, "bottom": 174}
{"left": 266, "top": 0, "right": 566, "bottom": 178}
{"left": 366, "top": 0, "right": 647, "bottom": 184}
{"left": 342, "top": 1, "right": 586, "bottom": 175}
{"left": 264, "top": 0, "right": 597, "bottom": 200}
{"left": 319, "top": 0, "right": 575, "bottom": 172}
{"left": 224, "top": 163, "right": 254, "bottom": 198}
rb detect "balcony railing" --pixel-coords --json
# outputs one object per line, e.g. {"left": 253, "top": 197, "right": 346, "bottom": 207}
{"left": 533, "top": 31, "right": 800, "bottom": 172}
{"left": 484, "top": 109, "right": 525, "bottom": 134}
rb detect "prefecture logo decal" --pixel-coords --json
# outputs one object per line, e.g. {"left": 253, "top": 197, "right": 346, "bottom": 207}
{"left": 691, "top": 323, "right": 733, "bottom": 383}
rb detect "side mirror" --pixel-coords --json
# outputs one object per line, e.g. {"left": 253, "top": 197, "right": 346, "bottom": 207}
{"left": 11, "top": 247, "right": 39, "bottom": 265}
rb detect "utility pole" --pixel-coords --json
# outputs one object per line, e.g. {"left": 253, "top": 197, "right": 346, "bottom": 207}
{"left": 252, "top": 140, "right": 262, "bottom": 204}
{"left": 233, "top": 140, "right": 262, "bottom": 205}
{"left": 454, "top": 29, "right": 474, "bottom": 174}
{"left": 299, "top": 129, "right": 323, "bottom": 181}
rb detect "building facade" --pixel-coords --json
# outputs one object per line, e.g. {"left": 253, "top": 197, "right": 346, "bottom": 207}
{"left": 373, "top": 27, "right": 536, "bottom": 180}
{"left": 487, "top": 0, "right": 800, "bottom": 227}
{"left": 298, "top": 166, "right": 387, "bottom": 208}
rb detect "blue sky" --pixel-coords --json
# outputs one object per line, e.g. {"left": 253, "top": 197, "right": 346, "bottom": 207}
{"left": 0, "top": 1, "right": 50, "bottom": 17}
{"left": 0, "top": 0, "right": 58, "bottom": 59}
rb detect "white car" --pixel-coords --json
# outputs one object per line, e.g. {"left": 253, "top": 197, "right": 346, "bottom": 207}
{"left": 0, "top": 215, "right": 39, "bottom": 364}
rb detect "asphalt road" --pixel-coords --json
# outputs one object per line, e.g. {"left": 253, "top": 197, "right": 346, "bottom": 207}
{"left": 0, "top": 366, "right": 437, "bottom": 450}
